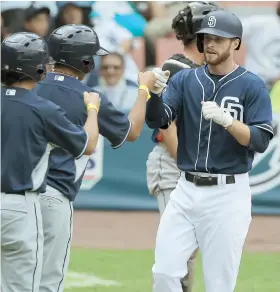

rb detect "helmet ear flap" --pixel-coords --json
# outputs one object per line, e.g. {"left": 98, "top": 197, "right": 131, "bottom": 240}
{"left": 81, "top": 57, "right": 94, "bottom": 74}
{"left": 196, "top": 34, "right": 204, "bottom": 53}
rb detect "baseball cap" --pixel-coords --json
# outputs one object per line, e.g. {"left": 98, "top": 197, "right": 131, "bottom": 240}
{"left": 25, "top": 5, "right": 50, "bottom": 22}
{"left": 56, "top": 1, "right": 92, "bottom": 9}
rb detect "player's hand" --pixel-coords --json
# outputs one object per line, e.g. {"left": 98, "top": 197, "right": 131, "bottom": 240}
{"left": 151, "top": 67, "right": 170, "bottom": 94}
{"left": 138, "top": 71, "right": 157, "bottom": 91}
{"left": 138, "top": 68, "right": 170, "bottom": 95}
{"left": 83, "top": 92, "right": 101, "bottom": 108}
{"left": 202, "top": 101, "right": 233, "bottom": 128}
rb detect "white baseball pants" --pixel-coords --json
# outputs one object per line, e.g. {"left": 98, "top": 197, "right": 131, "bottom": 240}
{"left": 147, "top": 143, "right": 198, "bottom": 292}
{"left": 152, "top": 172, "right": 252, "bottom": 292}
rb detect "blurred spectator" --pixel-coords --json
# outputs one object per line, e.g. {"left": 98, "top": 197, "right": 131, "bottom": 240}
{"left": 88, "top": 1, "right": 148, "bottom": 84}
{"left": 242, "top": 2, "right": 280, "bottom": 91}
{"left": 93, "top": 53, "right": 138, "bottom": 113}
{"left": 23, "top": 5, "right": 51, "bottom": 39}
{"left": 90, "top": 1, "right": 148, "bottom": 37}
{"left": 84, "top": 5, "right": 142, "bottom": 87}
{"left": 1, "top": 1, "right": 57, "bottom": 35}
{"left": 55, "top": 1, "right": 92, "bottom": 28}
{"left": 133, "top": 1, "right": 151, "bottom": 21}
{"left": 92, "top": 18, "right": 139, "bottom": 83}
{"left": 133, "top": 1, "right": 166, "bottom": 21}
{"left": 90, "top": 1, "right": 169, "bottom": 66}
{"left": 144, "top": 1, "right": 187, "bottom": 65}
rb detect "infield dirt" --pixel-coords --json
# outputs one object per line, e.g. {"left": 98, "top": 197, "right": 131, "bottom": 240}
{"left": 72, "top": 211, "right": 280, "bottom": 252}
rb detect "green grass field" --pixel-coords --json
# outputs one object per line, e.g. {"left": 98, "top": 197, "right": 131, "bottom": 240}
{"left": 66, "top": 248, "right": 280, "bottom": 292}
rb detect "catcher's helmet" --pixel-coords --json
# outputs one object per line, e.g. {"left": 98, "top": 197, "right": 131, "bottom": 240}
{"left": 1, "top": 32, "right": 48, "bottom": 81}
{"left": 48, "top": 24, "right": 109, "bottom": 74}
{"left": 172, "top": 1, "right": 219, "bottom": 45}
{"left": 162, "top": 54, "right": 199, "bottom": 78}
{"left": 196, "top": 10, "right": 243, "bottom": 53}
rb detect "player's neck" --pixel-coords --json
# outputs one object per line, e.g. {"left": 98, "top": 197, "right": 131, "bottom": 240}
{"left": 208, "top": 57, "right": 237, "bottom": 76}
{"left": 52, "top": 66, "right": 84, "bottom": 80}
{"left": 183, "top": 45, "right": 204, "bottom": 66}
{"left": 11, "top": 80, "right": 37, "bottom": 90}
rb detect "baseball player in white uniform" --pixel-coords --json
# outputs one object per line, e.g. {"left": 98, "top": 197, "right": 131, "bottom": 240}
{"left": 146, "top": 2, "right": 218, "bottom": 292}
{"left": 145, "top": 10, "right": 274, "bottom": 292}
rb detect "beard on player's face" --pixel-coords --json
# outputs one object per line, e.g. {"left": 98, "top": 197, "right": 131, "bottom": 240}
{"left": 204, "top": 42, "right": 232, "bottom": 66}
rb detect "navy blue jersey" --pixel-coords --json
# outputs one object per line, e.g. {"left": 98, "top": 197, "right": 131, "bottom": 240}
{"left": 151, "top": 56, "right": 199, "bottom": 143}
{"left": 34, "top": 72, "right": 131, "bottom": 200}
{"left": 1, "top": 87, "right": 88, "bottom": 193}
{"left": 146, "top": 65, "right": 274, "bottom": 174}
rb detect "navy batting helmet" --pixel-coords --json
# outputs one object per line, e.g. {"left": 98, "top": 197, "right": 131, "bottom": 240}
{"left": 48, "top": 24, "right": 109, "bottom": 74}
{"left": 195, "top": 10, "right": 243, "bottom": 53}
{"left": 172, "top": 1, "right": 219, "bottom": 45}
{"left": 1, "top": 32, "right": 48, "bottom": 81}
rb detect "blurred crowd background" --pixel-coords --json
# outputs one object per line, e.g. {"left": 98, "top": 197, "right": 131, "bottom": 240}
{"left": 1, "top": 1, "right": 280, "bottom": 114}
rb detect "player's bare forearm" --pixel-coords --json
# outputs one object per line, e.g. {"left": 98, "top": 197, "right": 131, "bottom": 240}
{"left": 127, "top": 90, "right": 148, "bottom": 141}
{"left": 127, "top": 71, "right": 158, "bottom": 141}
{"left": 226, "top": 120, "right": 251, "bottom": 147}
{"left": 84, "top": 110, "right": 99, "bottom": 154}
{"left": 160, "top": 121, "right": 178, "bottom": 161}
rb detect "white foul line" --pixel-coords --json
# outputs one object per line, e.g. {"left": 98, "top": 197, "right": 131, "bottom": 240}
{"left": 65, "top": 270, "right": 121, "bottom": 289}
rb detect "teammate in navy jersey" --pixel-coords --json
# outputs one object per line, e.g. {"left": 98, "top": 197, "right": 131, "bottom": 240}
{"left": 1, "top": 32, "right": 100, "bottom": 292}
{"left": 146, "top": 2, "right": 218, "bottom": 292}
{"left": 34, "top": 24, "right": 155, "bottom": 292}
{"left": 145, "top": 10, "right": 274, "bottom": 292}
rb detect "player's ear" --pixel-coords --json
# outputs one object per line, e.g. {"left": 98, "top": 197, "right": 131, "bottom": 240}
{"left": 232, "top": 38, "right": 240, "bottom": 50}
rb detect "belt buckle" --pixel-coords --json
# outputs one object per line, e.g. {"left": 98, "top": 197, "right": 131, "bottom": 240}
{"left": 207, "top": 177, "right": 214, "bottom": 185}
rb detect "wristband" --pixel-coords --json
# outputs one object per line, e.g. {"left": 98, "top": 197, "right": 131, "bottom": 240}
{"left": 139, "top": 85, "right": 151, "bottom": 101}
{"left": 87, "top": 103, "right": 99, "bottom": 113}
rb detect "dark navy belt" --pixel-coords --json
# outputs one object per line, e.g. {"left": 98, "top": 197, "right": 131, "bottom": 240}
{"left": 5, "top": 191, "right": 26, "bottom": 195}
{"left": 185, "top": 172, "right": 235, "bottom": 186}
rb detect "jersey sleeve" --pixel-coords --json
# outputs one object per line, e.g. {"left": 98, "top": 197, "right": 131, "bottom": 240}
{"left": 97, "top": 92, "right": 131, "bottom": 149}
{"left": 163, "top": 70, "right": 185, "bottom": 117}
{"left": 245, "top": 78, "right": 274, "bottom": 139}
{"left": 146, "top": 70, "right": 185, "bottom": 129}
{"left": 44, "top": 103, "right": 89, "bottom": 159}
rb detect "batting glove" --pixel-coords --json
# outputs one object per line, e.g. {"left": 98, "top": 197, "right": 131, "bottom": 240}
{"left": 202, "top": 101, "right": 233, "bottom": 128}
{"left": 151, "top": 67, "right": 170, "bottom": 95}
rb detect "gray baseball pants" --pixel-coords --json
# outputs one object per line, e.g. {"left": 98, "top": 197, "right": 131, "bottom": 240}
{"left": 39, "top": 185, "right": 73, "bottom": 292}
{"left": 1, "top": 192, "right": 43, "bottom": 292}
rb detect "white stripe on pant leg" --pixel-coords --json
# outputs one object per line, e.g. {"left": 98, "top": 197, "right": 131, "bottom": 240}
{"left": 39, "top": 188, "right": 73, "bottom": 292}
{"left": 56, "top": 201, "right": 73, "bottom": 292}
{"left": 30, "top": 193, "right": 44, "bottom": 292}
{"left": 32, "top": 202, "right": 40, "bottom": 292}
